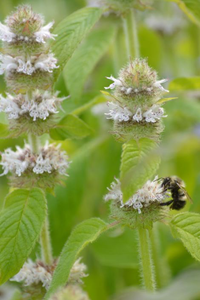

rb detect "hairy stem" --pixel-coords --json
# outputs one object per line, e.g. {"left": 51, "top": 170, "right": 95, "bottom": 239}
{"left": 28, "top": 133, "right": 40, "bottom": 154}
{"left": 27, "top": 90, "right": 40, "bottom": 155}
{"left": 122, "top": 9, "right": 140, "bottom": 60}
{"left": 26, "top": 91, "right": 53, "bottom": 265}
{"left": 138, "top": 228, "right": 156, "bottom": 291}
{"left": 40, "top": 216, "right": 53, "bottom": 265}
{"left": 131, "top": 9, "right": 140, "bottom": 58}
{"left": 113, "top": 32, "right": 121, "bottom": 75}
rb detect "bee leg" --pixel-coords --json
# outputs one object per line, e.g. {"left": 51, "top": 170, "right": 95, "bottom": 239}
{"left": 160, "top": 200, "right": 174, "bottom": 206}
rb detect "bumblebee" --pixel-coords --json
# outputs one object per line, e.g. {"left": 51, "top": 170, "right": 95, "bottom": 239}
{"left": 159, "top": 176, "right": 192, "bottom": 210}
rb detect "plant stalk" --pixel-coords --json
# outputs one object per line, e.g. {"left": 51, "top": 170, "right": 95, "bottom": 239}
{"left": 27, "top": 91, "right": 53, "bottom": 265}
{"left": 122, "top": 9, "right": 140, "bottom": 60}
{"left": 28, "top": 133, "right": 40, "bottom": 154}
{"left": 138, "top": 228, "right": 156, "bottom": 291}
{"left": 40, "top": 216, "right": 53, "bottom": 265}
{"left": 27, "top": 90, "right": 40, "bottom": 155}
{"left": 131, "top": 9, "right": 140, "bottom": 58}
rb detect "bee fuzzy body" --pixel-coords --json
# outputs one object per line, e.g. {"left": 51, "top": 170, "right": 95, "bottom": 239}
{"left": 159, "top": 176, "right": 190, "bottom": 211}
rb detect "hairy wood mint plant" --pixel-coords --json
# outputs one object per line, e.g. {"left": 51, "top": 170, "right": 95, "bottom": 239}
{"left": 0, "top": 4, "right": 107, "bottom": 300}
{"left": 99, "top": 1, "right": 200, "bottom": 294}
{"left": 0, "top": 2, "right": 200, "bottom": 300}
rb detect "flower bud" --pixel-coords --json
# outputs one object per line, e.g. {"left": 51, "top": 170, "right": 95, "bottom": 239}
{"left": 104, "top": 59, "right": 168, "bottom": 142}
{"left": 104, "top": 176, "right": 169, "bottom": 229}
{"left": 1, "top": 5, "right": 56, "bottom": 56}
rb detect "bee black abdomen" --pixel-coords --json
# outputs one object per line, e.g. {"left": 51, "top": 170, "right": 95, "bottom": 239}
{"left": 170, "top": 200, "right": 186, "bottom": 210}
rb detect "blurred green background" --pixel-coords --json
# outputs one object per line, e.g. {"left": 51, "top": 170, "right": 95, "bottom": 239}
{"left": 1, "top": 0, "right": 200, "bottom": 299}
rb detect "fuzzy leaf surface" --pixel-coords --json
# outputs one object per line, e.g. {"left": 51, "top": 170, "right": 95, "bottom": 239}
{"left": 50, "top": 114, "right": 93, "bottom": 140}
{"left": 51, "top": 7, "right": 102, "bottom": 80}
{"left": 44, "top": 218, "right": 108, "bottom": 299}
{"left": 120, "top": 138, "right": 160, "bottom": 202}
{"left": 65, "top": 27, "right": 115, "bottom": 101}
{"left": 170, "top": 212, "right": 200, "bottom": 262}
{"left": 0, "top": 188, "right": 46, "bottom": 284}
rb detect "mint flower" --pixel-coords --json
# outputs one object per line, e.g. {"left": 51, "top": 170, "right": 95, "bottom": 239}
{"left": 0, "top": 53, "right": 58, "bottom": 75}
{"left": 0, "top": 5, "right": 56, "bottom": 45}
{"left": 0, "top": 143, "right": 69, "bottom": 177}
{"left": 0, "top": 23, "right": 16, "bottom": 42}
{"left": 105, "top": 102, "right": 132, "bottom": 122}
{"left": 34, "top": 21, "right": 57, "bottom": 43}
{"left": 105, "top": 75, "right": 169, "bottom": 94}
{"left": 11, "top": 258, "right": 87, "bottom": 290}
{"left": 103, "top": 59, "right": 169, "bottom": 142}
{"left": 0, "top": 91, "right": 65, "bottom": 121}
{"left": 104, "top": 176, "right": 167, "bottom": 214}
{"left": 105, "top": 102, "right": 167, "bottom": 123}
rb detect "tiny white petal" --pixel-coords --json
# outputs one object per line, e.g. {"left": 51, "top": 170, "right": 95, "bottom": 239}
{"left": 133, "top": 108, "right": 142, "bottom": 122}
{"left": 34, "top": 21, "right": 57, "bottom": 43}
{"left": 126, "top": 87, "right": 132, "bottom": 95}
{"left": 153, "top": 79, "right": 169, "bottom": 93}
{"left": 34, "top": 53, "right": 59, "bottom": 72}
{"left": 0, "top": 22, "right": 16, "bottom": 42}
{"left": 104, "top": 75, "right": 122, "bottom": 90}
{"left": 143, "top": 105, "right": 166, "bottom": 123}
{"left": 105, "top": 102, "right": 131, "bottom": 122}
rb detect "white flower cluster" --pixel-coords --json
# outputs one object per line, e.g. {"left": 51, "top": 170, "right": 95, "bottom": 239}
{"left": 105, "top": 102, "right": 167, "bottom": 123}
{"left": 68, "top": 257, "right": 88, "bottom": 284}
{"left": 0, "top": 91, "right": 66, "bottom": 121}
{"left": 10, "top": 259, "right": 52, "bottom": 289}
{"left": 11, "top": 258, "right": 87, "bottom": 289}
{"left": 0, "top": 143, "right": 70, "bottom": 177}
{"left": 104, "top": 176, "right": 167, "bottom": 213}
{"left": 0, "top": 21, "right": 56, "bottom": 43}
{"left": 0, "top": 53, "right": 58, "bottom": 75}
{"left": 105, "top": 75, "right": 169, "bottom": 94}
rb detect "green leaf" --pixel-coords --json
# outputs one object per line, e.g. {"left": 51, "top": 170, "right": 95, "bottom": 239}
{"left": 156, "top": 97, "right": 177, "bottom": 104}
{"left": 51, "top": 7, "right": 102, "bottom": 80}
{"left": 169, "top": 77, "right": 200, "bottom": 91}
{"left": 50, "top": 114, "right": 93, "bottom": 140}
{"left": 91, "top": 227, "right": 138, "bottom": 268}
{"left": 64, "top": 27, "right": 115, "bottom": 101}
{"left": 44, "top": 218, "right": 108, "bottom": 300}
{"left": 170, "top": 212, "right": 200, "bottom": 262}
{"left": 168, "top": 0, "right": 200, "bottom": 26}
{"left": 0, "top": 188, "right": 46, "bottom": 284}
{"left": 120, "top": 138, "right": 160, "bottom": 202}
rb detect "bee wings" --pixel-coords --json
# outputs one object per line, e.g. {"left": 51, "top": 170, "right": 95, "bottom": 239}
{"left": 176, "top": 183, "right": 193, "bottom": 204}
